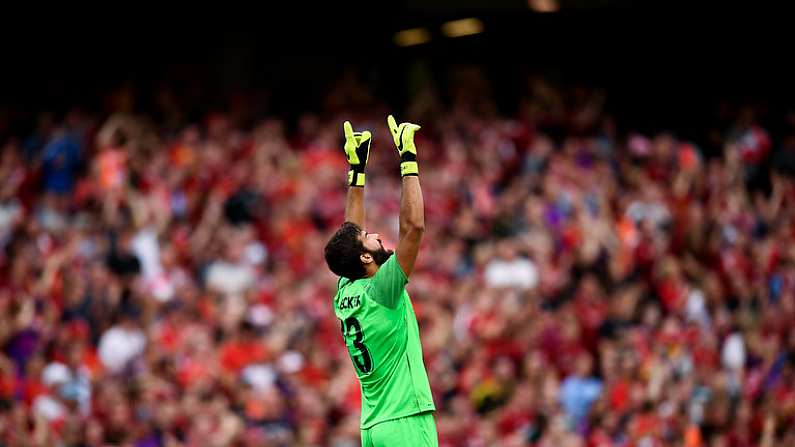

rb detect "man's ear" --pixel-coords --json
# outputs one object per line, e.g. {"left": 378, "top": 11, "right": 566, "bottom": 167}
{"left": 360, "top": 252, "right": 373, "bottom": 265}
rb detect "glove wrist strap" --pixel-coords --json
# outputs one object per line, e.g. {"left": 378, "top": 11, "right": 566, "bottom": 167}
{"left": 399, "top": 150, "right": 418, "bottom": 177}
{"left": 348, "top": 169, "right": 366, "bottom": 187}
{"left": 400, "top": 161, "right": 419, "bottom": 177}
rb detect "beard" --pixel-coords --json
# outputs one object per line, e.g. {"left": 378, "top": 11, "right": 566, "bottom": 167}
{"left": 369, "top": 245, "right": 394, "bottom": 266}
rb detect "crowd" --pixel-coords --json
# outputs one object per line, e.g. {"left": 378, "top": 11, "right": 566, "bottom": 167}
{"left": 1, "top": 67, "right": 795, "bottom": 446}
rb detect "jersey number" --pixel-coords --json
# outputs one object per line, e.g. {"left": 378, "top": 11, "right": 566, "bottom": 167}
{"left": 340, "top": 317, "right": 373, "bottom": 374}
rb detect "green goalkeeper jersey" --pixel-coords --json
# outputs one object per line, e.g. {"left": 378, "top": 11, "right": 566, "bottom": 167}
{"left": 333, "top": 254, "right": 436, "bottom": 429}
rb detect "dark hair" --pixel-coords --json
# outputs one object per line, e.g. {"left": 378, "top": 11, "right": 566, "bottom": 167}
{"left": 324, "top": 222, "right": 366, "bottom": 280}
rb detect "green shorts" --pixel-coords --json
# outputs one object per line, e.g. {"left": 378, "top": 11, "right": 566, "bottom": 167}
{"left": 361, "top": 411, "right": 438, "bottom": 447}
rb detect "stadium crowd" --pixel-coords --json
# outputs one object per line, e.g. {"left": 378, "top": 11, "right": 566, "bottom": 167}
{"left": 2, "top": 68, "right": 795, "bottom": 446}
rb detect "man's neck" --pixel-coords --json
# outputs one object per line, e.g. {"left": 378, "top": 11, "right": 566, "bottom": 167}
{"left": 364, "top": 265, "right": 379, "bottom": 278}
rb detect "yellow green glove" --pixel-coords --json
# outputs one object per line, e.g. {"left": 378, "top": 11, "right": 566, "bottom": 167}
{"left": 343, "top": 121, "right": 372, "bottom": 187}
{"left": 387, "top": 115, "right": 421, "bottom": 177}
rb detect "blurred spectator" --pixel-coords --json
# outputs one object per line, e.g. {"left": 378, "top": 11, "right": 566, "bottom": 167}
{"left": 484, "top": 238, "right": 539, "bottom": 290}
{"left": 559, "top": 352, "right": 602, "bottom": 432}
{"left": 97, "top": 311, "right": 146, "bottom": 375}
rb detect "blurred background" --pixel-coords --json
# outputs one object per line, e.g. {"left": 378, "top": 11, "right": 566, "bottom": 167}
{"left": 2, "top": 2, "right": 795, "bottom": 446}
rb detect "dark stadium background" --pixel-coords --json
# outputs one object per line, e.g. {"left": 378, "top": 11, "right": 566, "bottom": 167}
{"left": 1, "top": 1, "right": 792, "bottom": 145}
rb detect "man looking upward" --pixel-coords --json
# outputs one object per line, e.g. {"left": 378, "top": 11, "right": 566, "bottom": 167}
{"left": 324, "top": 115, "right": 437, "bottom": 446}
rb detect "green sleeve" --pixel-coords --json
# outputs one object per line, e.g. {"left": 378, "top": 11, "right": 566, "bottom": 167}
{"left": 370, "top": 254, "right": 408, "bottom": 309}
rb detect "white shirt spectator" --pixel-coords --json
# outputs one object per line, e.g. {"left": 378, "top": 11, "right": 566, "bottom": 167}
{"left": 485, "top": 257, "right": 539, "bottom": 290}
{"left": 242, "top": 363, "right": 276, "bottom": 392}
{"left": 685, "top": 288, "right": 711, "bottom": 328}
{"left": 626, "top": 200, "right": 670, "bottom": 228}
{"left": 722, "top": 332, "right": 746, "bottom": 371}
{"left": 33, "top": 394, "right": 66, "bottom": 421}
{"left": 42, "top": 362, "right": 71, "bottom": 386}
{"left": 206, "top": 261, "right": 255, "bottom": 297}
{"left": 484, "top": 240, "right": 539, "bottom": 290}
{"left": 132, "top": 227, "right": 161, "bottom": 280}
{"left": 98, "top": 323, "right": 146, "bottom": 374}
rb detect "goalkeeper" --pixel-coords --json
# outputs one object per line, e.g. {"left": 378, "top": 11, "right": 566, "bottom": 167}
{"left": 324, "top": 116, "right": 437, "bottom": 446}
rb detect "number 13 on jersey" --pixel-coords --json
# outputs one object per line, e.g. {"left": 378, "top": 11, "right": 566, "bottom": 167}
{"left": 340, "top": 317, "right": 373, "bottom": 374}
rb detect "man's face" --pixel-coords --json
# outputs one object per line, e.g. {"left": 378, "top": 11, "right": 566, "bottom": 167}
{"left": 359, "top": 230, "right": 393, "bottom": 266}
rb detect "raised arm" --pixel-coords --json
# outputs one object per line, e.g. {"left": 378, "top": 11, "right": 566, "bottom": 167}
{"left": 342, "top": 121, "right": 372, "bottom": 227}
{"left": 397, "top": 176, "right": 424, "bottom": 277}
{"left": 345, "top": 187, "right": 365, "bottom": 227}
{"left": 388, "top": 115, "right": 425, "bottom": 277}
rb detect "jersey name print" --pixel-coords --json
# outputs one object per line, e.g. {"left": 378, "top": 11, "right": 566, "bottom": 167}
{"left": 338, "top": 294, "right": 362, "bottom": 310}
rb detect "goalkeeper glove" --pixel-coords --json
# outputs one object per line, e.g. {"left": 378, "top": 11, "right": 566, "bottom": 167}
{"left": 343, "top": 120, "right": 372, "bottom": 187}
{"left": 387, "top": 115, "right": 421, "bottom": 177}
